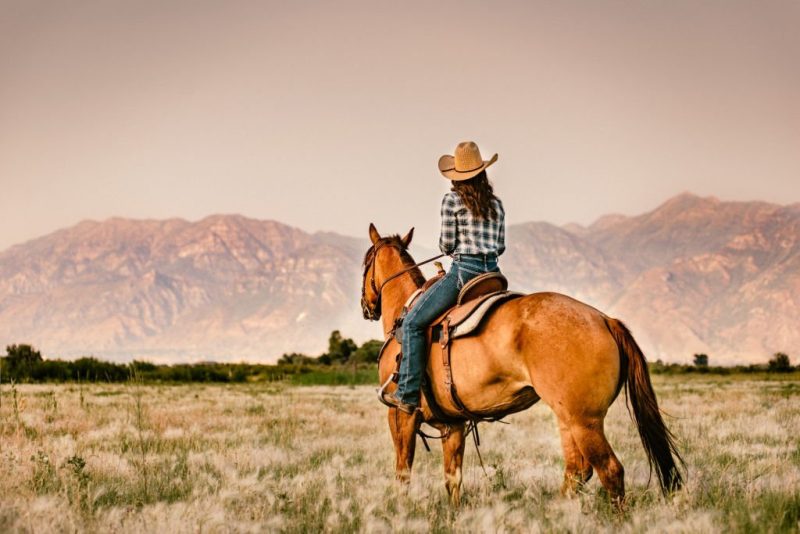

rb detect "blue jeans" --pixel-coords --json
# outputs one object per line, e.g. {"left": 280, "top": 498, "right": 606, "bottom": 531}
{"left": 396, "top": 254, "right": 500, "bottom": 405}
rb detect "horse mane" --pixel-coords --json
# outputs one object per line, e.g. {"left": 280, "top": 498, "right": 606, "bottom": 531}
{"left": 363, "top": 235, "right": 426, "bottom": 287}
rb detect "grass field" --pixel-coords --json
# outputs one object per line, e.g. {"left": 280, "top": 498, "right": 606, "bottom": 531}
{"left": 1, "top": 375, "right": 798, "bottom": 533}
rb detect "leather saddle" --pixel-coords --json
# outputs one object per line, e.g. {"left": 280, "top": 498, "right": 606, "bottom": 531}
{"left": 401, "top": 271, "right": 512, "bottom": 336}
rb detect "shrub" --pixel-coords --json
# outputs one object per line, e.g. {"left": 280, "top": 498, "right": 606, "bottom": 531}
{"left": 768, "top": 352, "right": 792, "bottom": 373}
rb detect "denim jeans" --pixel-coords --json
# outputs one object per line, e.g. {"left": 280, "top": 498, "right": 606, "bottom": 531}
{"left": 396, "top": 254, "right": 500, "bottom": 405}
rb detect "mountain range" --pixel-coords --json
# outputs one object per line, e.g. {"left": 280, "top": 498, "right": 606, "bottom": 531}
{"left": 1, "top": 192, "right": 797, "bottom": 364}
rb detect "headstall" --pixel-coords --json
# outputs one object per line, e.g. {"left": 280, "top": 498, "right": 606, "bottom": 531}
{"left": 361, "top": 241, "right": 444, "bottom": 321}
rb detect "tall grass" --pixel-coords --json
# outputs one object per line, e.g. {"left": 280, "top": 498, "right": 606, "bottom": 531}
{"left": 0, "top": 376, "right": 797, "bottom": 532}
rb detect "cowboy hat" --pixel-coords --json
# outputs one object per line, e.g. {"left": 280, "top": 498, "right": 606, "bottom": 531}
{"left": 438, "top": 141, "right": 498, "bottom": 181}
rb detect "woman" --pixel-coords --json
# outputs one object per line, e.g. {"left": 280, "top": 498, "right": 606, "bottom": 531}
{"left": 383, "top": 141, "right": 506, "bottom": 414}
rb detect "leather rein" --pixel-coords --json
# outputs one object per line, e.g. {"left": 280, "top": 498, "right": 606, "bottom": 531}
{"left": 361, "top": 241, "right": 444, "bottom": 321}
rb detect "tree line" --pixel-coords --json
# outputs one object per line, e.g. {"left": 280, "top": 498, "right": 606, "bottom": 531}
{"left": 0, "top": 330, "right": 383, "bottom": 384}
{"left": 651, "top": 352, "right": 795, "bottom": 374}
{"left": 1, "top": 336, "right": 794, "bottom": 383}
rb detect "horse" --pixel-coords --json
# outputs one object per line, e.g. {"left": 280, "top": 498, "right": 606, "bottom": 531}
{"left": 360, "top": 224, "right": 684, "bottom": 506}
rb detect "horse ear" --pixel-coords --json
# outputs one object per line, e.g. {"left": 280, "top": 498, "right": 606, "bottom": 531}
{"left": 401, "top": 227, "right": 414, "bottom": 248}
{"left": 368, "top": 223, "right": 381, "bottom": 244}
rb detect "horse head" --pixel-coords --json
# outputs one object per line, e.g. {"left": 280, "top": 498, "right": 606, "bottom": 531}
{"left": 360, "top": 223, "right": 413, "bottom": 320}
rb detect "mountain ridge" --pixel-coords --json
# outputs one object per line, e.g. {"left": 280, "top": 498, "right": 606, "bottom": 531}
{"left": 1, "top": 193, "right": 797, "bottom": 364}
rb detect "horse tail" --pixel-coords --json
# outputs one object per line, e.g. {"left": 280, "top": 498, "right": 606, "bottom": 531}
{"left": 604, "top": 317, "right": 685, "bottom": 494}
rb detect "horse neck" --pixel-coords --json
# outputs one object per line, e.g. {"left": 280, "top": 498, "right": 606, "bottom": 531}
{"left": 377, "top": 253, "right": 424, "bottom": 337}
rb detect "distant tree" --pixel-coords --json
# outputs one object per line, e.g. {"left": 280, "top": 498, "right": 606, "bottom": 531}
{"left": 325, "top": 330, "right": 358, "bottom": 364}
{"left": 768, "top": 352, "right": 792, "bottom": 373}
{"left": 5, "top": 344, "right": 43, "bottom": 365}
{"left": 3, "top": 344, "right": 44, "bottom": 380}
{"left": 351, "top": 339, "right": 384, "bottom": 363}
{"left": 277, "top": 352, "right": 315, "bottom": 365}
{"left": 693, "top": 353, "right": 709, "bottom": 367}
{"left": 131, "top": 360, "right": 157, "bottom": 372}
{"left": 71, "top": 357, "right": 129, "bottom": 382}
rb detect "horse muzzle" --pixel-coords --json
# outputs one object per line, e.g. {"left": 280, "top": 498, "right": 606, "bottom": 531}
{"left": 361, "top": 296, "right": 381, "bottom": 321}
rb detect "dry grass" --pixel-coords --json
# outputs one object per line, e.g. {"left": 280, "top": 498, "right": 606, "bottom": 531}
{"left": 1, "top": 376, "right": 798, "bottom": 533}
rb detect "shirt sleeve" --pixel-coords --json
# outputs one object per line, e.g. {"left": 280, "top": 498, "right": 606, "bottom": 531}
{"left": 496, "top": 199, "right": 506, "bottom": 256}
{"left": 438, "top": 193, "right": 457, "bottom": 255}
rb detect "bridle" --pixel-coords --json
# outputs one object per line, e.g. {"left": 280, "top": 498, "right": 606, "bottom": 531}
{"left": 361, "top": 241, "right": 444, "bottom": 321}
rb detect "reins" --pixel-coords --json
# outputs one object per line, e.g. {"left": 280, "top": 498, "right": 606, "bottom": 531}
{"left": 376, "top": 252, "right": 445, "bottom": 295}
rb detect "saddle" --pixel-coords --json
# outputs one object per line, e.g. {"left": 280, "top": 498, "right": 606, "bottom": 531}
{"left": 380, "top": 270, "right": 523, "bottom": 421}
{"left": 398, "top": 271, "right": 515, "bottom": 340}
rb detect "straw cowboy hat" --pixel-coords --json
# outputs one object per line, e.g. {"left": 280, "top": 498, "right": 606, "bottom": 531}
{"left": 438, "top": 141, "right": 498, "bottom": 181}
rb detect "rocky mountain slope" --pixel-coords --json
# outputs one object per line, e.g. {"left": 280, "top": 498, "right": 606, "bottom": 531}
{"left": 0, "top": 193, "right": 797, "bottom": 363}
{"left": 505, "top": 193, "right": 800, "bottom": 363}
{"left": 0, "top": 216, "right": 374, "bottom": 362}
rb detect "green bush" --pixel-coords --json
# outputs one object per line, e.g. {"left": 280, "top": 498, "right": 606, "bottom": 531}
{"left": 351, "top": 340, "right": 383, "bottom": 363}
{"left": 768, "top": 352, "right": 792, "bottom": 373}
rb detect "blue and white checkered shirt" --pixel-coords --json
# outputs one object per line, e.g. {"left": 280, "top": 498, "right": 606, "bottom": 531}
{"left": 438, "top": 191, "right": 506, "bottom": 256}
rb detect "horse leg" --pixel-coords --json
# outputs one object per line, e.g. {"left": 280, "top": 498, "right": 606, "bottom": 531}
{"left": 387, "top": 408, "right": 420, "bottom": 484}
{"left": 440, "top": 423, "right": 466, "bottom": 505}
{"left": 557, "top": 419, "right": 593, "bottom": 496}
{"left": 570, "top": 417, "right": 625, "bottom": 508}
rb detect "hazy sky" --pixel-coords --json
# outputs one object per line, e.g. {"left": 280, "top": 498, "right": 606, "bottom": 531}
{"left": 1, "top": 0, "right": 799, "bottom": 252}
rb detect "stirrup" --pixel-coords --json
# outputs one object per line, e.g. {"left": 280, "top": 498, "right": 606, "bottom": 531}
{"left": 376, "top": 375, "right": 417, "bottom": 414}
{"left": 375, "top": 373, "right": 397, "bottom": 408}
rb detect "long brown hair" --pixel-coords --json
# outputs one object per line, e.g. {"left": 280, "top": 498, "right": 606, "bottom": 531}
{"left": 451, "top": 171, "right": 499, "bottom": 220}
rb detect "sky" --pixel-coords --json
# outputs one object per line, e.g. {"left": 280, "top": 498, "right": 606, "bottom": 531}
{"left": 1, "top": 0, "right": 799, "bottom": 252}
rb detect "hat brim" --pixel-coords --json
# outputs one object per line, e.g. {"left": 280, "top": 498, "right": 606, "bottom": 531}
{"left": 438, "top": 153, "right": 498, "bottom": 181}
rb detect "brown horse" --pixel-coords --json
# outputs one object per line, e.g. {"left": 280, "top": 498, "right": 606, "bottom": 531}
{"left": 361, "top": 224, "right": 684, "bottom": 506}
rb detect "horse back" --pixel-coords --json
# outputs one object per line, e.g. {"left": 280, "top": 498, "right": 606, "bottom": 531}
{"left": 426, "top": 292, "right": 622, "bottom": 420}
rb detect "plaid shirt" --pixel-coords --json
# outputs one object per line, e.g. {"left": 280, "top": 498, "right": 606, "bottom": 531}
{"left": 438, "top": 191, "right": 506, "bottom": 256}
